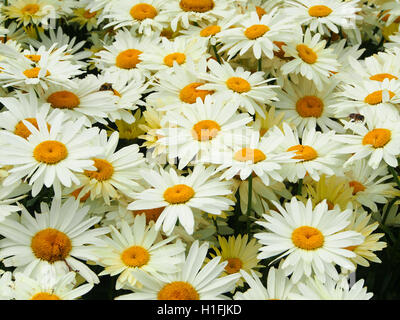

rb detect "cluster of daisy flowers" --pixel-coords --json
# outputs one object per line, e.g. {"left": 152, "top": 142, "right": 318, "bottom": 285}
{"left": 0, "top": 0, "right": 400, "bottom": 301}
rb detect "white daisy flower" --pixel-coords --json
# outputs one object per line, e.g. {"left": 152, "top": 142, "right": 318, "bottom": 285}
{"left": 0, "top": 197, "right": 110, "bottom": 284}
{"left": 0, "top": 113, "right": 102, "bottom": 197}
{"left": 115, "top": 240, "right": 241, "bottom": 300}
{"left": 94, "top": 215, "right": 186, "bottom": 290}
{"left": 0, "top": 271, "right": 13, "bottom": 300}
{"left": 255, "top": 197, "right": 364, "bottom": 283}
{"left": 128, "top": 165, "right": 234, "bottom": 235}
{"left": 198, "top": 59, "right": 279, "bottom": 117}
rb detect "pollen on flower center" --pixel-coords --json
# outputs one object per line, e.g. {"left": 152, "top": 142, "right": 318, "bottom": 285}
{"left": 192, "top": 120, "right": 221, "bottom": 141}
{"left": 47, "top": 91, "right": 80, "bottom": 109}
{"left": 362, "top": 128, "right": 391, "bottom": 148}
{"left": 225, "top": 257, "right": 243, "bottom": 274}
{"left": 132, "top": 207, "right": 165, "bottom": 224}
{"left": 226, "top": 77, "right": 251, "bottom": 93}
{"left": 121, "top": 245, "right": 150, "bottom": 267}
{"left": 180, "top": 82, "right": 214, "bottom": 104}
{"left": 244, "top": 24, "right": 270, "bottom": 40}
{"left": 158, "top": 281, "right": 200, "bottom": 300}
{"left": 130, "top": 3, "right": 158, "bottom": 21}
{"left": 163, "top": 52, "right": 186, "bottom": 67}
{"left": 364, "top": 90, "right": 395, "bottom": 105}
{"left": 179, "top": 0, "right": 214, "bottom": 13}
{"left": 292, "top": 226, "right": 324, "bottom": 250}
{"left": 31, "top": 292, "right": 61, "bottom": 300}
{"left": 116, "top": 49, "right": 142, "bottom": 69}
{"left": 200, "top": 25, "right": 221, "bottom": 37}
{"left": 296, "top": 44, "right": 318, "bottom": 64}
{"left": 14, "top": 118, "right": 51, "bottom": 139}
{"left": 369, "top": 73, "right": 398, "bottom": 82}
{"left": 31, "top": 228, "right": 72, "bottom": 263}
{"left": 22, "top": 4, "right": 40, "bottom": 15}
{"left": 349, "top": 180, "right": 366, "bottom": 195}
{"left": 25, "top": 54, "right": 41, "bottom": 63}
{"left": 308, "top": 5, "right": 333, "bottom": 17}
{"left": 163, "top": 184, "right": 195, "bottom": 204}
{"left": 287, "top": 145, "right": 318, "bottom": 161}
{"left": 233, "top": 148, "right": 266, "bottom": 163}
{"left": 296, "top": 95, "right": 324, "bottom": 118}
{"left": 33, "top": 140, "right": 68, "bottom": 164}
{"left": 84, "top": 158, "right": 114, "bottom": 181}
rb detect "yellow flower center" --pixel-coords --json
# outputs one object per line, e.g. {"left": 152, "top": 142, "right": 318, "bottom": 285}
{"left": 130, "top": 3, "right": 158, "bottom": 21}
{"left": 292, "top": 226, "right": 324, "bottom": 250}
{"left": 349, "top": 180, "right": 366, "bottom": 195}
{"left": 14, "top": 118, "right": 51, "bottom": 139}
{"left": 25, "top": 54, "right": 41, "bottom": 63}
{"left": 163, "top": 184, "right": 195, "bottom": 204}
{"left": 179, "top": 0, "right": 214, "bottom": 13}
{"left": 83, "top": 10, "right": 97, "bottom": 19}
{"left": 200, "top": 25, "right": 221, "bottom": 37}
{"left": 33, "top": 141, "right": 68, "bottom": 164}
{"left": 23, "top": 67, "right": 50, "bottom": 78}
{"left": 116, "top": 49, "right": 142, "bottom": 69}
{"left": 121, "top": 246, "right": 150, "bottom": 267}
{"left": 233, "top": 148, "right": 266, "bottom": 163}
{"left": 163, "top": 52, "right": 186, "bottom": 67}
{"left": 287, "top": 145, "right": 318, "bottom": 161}
{"left": 31, "top": 228, "right": 72, "bottom": 263}
{"left": 256, "top": 6, "right": 267, "bottom": 19}
{"left": 296, "top": 96, "right": 324, "bottom": 118}
{"left": 296, "top": 44, "right": 318, "bottom": 64}
{"left": 364, "top": 90, "right": 395, "bottom": 105}
{"left": 226, "top": 77, "right": 251, "bottom": 93}
{"left": 244, "top": 24, "right": 270, "bottom": 40}
{"left": 369, "top": 73, "right": 398, "bottom": 82}
{"left": 362, "top": 128, "right": 391, "bottom": 148}
{"left": 22, "top": 4, "right": 40, "bottom": 15}
{"left": 179, "top": 82, "right": 214, "bottom": 104}
{"left": 192, "top": 120, "right": 221, "bottom": 141}
{"left": 345, "top": 245, "right": 358, "bottom": 251}
{"left": 132, "top": 207, "right": 165, "bottom": 224}
{"left": 308, "top": 5, "right": 333, "bottom": 17}
{"left": 71, "top": 187, "right": 91, "bottom": 202}
{"left": 31, "top": 292, "right": 61, "bottom": 300}
{"left": 47, "top": 91, "right": 80, "bottom": 109}
{"left": 224, "top": 257, "right": 243, "bottom": 274}
{"left": 158, "top": 281, "right": 200, "bottom": 300}
{"left": 84, "top": 158, "right": 114, "bottom": 181}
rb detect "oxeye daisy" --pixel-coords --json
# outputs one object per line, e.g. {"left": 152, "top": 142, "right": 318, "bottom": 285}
{"left": 198, "top": 59, "right": 279, "bottom": 117}
{"left": 217, "top": 9, "right": 295, "bottom": 60}
{"left": 128, "top": 165, "right": 234, "bottom": 235}
{"left": 206, "top": 129, "right": 295, "bottom": 186}
{"left": 139, "top": 36, "right": 209, "bottom": 75}
{"left": 94, "top": 215, "right": 186, "bottom": 290}
{"left": 0, "top": 197, "right": 110, "bottom": 284}
{"left": 69, "top": 7, "right": 102, "bottom": 31}
{"left": 74, "top": 130, "right": 145, "bottom": 205}
{"left": 344, "top": 160, "right": 400, "bottom": 211}
{"left": 285, "top": 0, "right": 361, "bottom": 36}
{"left": 255, "top": 197, "right": 364, "bottom": 283}
{"left": 335, "top": 110, "right": 400, "bottom": 169}
{"left": 208, "top": 235, "right": 263, "bottom": 287}
{"left": 157, "top": 95, "right": 253, "bottom": 169}
{"left": 115, "top": 240, "right": 241, "bottom": 300}
{"left": 165, "top": 0, "right": 235, "bottom": 31}
{"left": 0, "top": 113, "right": 102, "bottom": 198}
{"left": 289, "top": 276, "right": 373, "bottom": 300}
{"left": 281, "top": 28, "right": 339, "bottom": 90}
{"left": 264, "top": 123, "right": 344, "bottom": 182}
{"left": 0, "top": 271, "right": 13, "bottom": 300}
{"left": 40, "top": 75, "right": 119, "bottom": 126}
{"left": 104, "top": 0, "right": 169, "bottom": 35}
{"left": 233, "top": 267, "right": 295, "bottom": 300}
{"left": 275, "top": 76, "right": 344, "bottom": 134}
{"left": 13, "top": 271, "right": 94, "bottom": 300}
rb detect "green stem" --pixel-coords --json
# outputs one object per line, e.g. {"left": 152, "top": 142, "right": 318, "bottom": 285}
{"left": 382, "top": 197, "right": 398, "bottom": 226}
{"left": 258, "top": 58, "right": 262, "bottom": 71}
{"left": 212, "top": 44, "right": 221, "bottom": 64}
{"left": 389, "top": 166, "right": 400, "bottom": 189}
{"left": 246, "top": 175, "right": 253, "bottom": 234}
{"left": 33, "top": 23, "right": 41, "bottom": 42}
{"left": 212, "top": 216, "right": 220, "bottom": 235}
{"left": 297, "top": 178, "right": 303, "bottom": 195}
